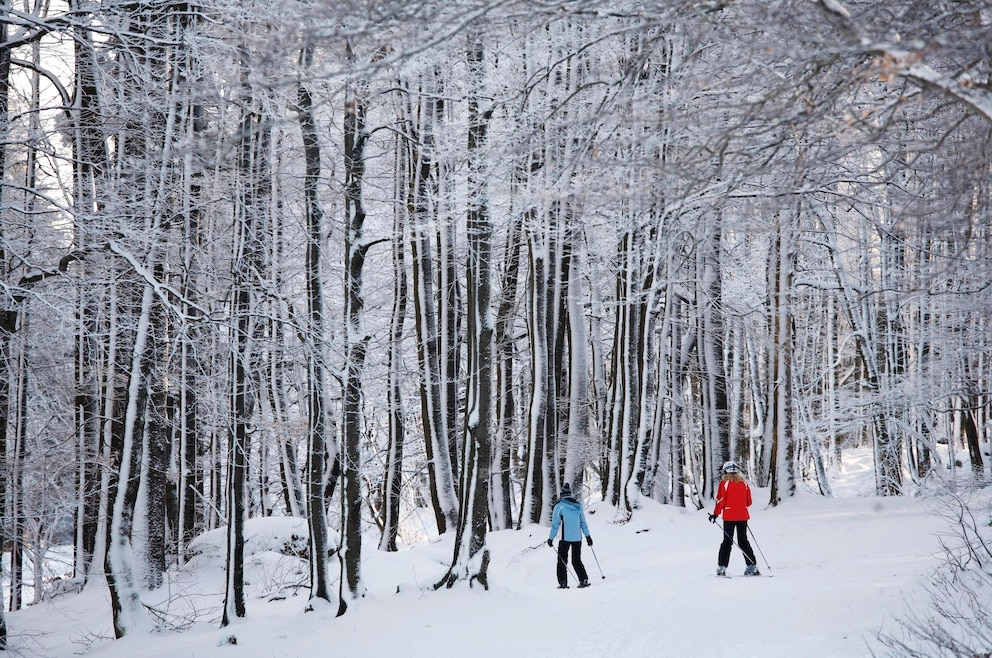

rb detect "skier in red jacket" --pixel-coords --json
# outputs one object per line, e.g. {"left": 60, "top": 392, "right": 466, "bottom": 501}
{"left": 709, "top": 461, "right": 760, "bottom": 576}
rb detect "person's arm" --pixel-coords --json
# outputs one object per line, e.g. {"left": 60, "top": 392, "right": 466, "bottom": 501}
{"left": 549, "top": 504, "right": 561, "bottom": 543}
{"left": 712, "top": 480, "right": 727, "bottom": 517}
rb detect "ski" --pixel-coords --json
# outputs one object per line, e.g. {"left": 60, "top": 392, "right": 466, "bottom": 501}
{"left": 715, "top": 572, "right": 774, "bottom": 578}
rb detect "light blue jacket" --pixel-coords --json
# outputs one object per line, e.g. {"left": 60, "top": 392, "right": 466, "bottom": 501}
{"left": 549, "top": 496, "right": 590, "bottom": 542}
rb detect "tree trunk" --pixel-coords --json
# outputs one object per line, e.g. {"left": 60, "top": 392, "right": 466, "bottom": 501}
{"left": 296, "top": 42, "right": 332, "bottom": 609}
{"left": 143, "top": 276, "right": 169, "bottom": 589}
{"left": 438, "top": 32, "right": 492, "bottom": 589}
{"left": 697, "top": 217, "right": 729, "bottom": 501}
{"left": 222, "top": 64, "right": 269, "bottom": 625}
{"left": 564, "top": 245, "right": 591, "bottom": 489}
{"left": 767, "top": 220, "right": 796, "bottom": 506}
{"left": 408, "top": 74, "right": 458, "bottom": 534}
{"left": 380, "top": 125, "right": 410, "bottom": 551}
{"left": 491, "top": 215, "right": 523, "bottom": 531}
{"left": 69, "top": 0, "right": 108, "bottom": 583}
{"left": 9, "top": 331, "right": 26, "bottom": 612}
{"left": 0, "top": 9, "right": 7, "bottom": 641}
{"left": 105, "top": 282, "right": 154, "bottom": 638}
{"left": 340, "top": 40, "right": 372, "bottom": 609}
{"left": 520, "top": 236, "right": 549, "bottom": 525}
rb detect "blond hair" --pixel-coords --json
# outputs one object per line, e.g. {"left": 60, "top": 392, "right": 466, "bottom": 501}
{"left": 722, "top": 472, "right": 745, "bottom": 483}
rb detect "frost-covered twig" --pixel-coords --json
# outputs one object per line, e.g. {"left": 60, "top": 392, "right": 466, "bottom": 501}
{"left": 873, "top": 487, "right": 992, "bottom": 657}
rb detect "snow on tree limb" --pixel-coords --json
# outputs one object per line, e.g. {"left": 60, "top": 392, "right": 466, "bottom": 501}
{"left": 809, "top": 0, "right": 992, "bottom": 122}
{"left": 896, "top": 62, "right": 992, "bottom": 123}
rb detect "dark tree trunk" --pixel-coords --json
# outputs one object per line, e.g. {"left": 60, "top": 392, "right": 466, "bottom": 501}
{"left": 67, "top": 0, "right": 106, "bottom": 582}
{"left": 407, "top": 75, "right": 458, "bottom": 535}
{"left": 438, "top": 32, "right": 493, "bottom": 589}
{"left": 0, "top": 5, "right": 7, "bottom": 641}
{"left": 105, "top": 281, "right": 154, "bottom": 638}
{"left": 340, "top": 40, "right": 374, "bottom": 608}
{"left": 223, "top": 65, "right": 269, "bottom": 625}
{"left": 492, "top": 215, "right": 523, "bottom": 530}
{"left": 144, "top": 278, "right": 169, "bottom": 589}
{"left": 297, "top": 42, "right": 332, "bottom": 608}
{"left": 380, "top": 130, "right": 409, "bottom": 552}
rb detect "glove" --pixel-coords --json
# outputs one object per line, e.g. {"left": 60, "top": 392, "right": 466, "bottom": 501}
{"left": 547, "top": 539, "right": 553, "bottom": 548}
{"left": 586, "top": 536, "right": 593, "bottom": 547}
{"left": 708, "top": 514, "right": 717, "bottom": 524}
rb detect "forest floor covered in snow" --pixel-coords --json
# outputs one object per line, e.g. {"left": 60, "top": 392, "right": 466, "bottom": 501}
{"left": 7, "top": 449, "right": 990, "bottom": 658}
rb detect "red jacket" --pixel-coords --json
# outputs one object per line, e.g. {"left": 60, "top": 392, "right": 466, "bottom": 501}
{"left": 713, "top": 479, "right": 752, "bottom": 521}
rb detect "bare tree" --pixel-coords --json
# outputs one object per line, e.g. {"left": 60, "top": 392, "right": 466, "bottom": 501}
{"left": 437, "top": 28, "right": 493, "bottom": 589}
{"left": 406, "top": 68, "right": 459, "bottom": 534}
{"left": 297, "top": 39, "right": 333, "bottom": 608}
{"left": 340, "top": 38, "right": 374, "bottom": 608}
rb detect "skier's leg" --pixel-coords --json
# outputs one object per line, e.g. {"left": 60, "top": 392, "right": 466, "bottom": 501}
{"left": 718, "top": 521, "right": 733, "bottom": 567}
{"left": 556, "top": 541, "right": 569, "bottom": 586}
{"left": 571, "top": 541, "right": 589, "bottom": 582}
{"left": 736, "top": 522, "right": 756, "bottom": 565}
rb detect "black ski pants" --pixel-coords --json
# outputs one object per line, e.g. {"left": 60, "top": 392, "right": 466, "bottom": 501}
{"left": 557, "top": 540, "right": 589, "bottom": 586}
{"left": 718, "top": 520, "right": 756, "bottom": 568}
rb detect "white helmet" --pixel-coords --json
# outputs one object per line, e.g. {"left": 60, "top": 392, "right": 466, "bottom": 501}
{"left": 722, "top": 460, "right": 740, "bottom": 474}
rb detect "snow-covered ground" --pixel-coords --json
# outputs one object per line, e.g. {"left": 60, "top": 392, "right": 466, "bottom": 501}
{"left": 5, "top": 450, "right": 978, "bottom": 657}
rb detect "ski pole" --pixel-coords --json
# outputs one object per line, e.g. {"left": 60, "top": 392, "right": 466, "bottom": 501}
{"left": 747, "top": 525, "right": 772, "bottom": 572}
{"left": 589, "top": 544, "right": 606, "bottom": 579}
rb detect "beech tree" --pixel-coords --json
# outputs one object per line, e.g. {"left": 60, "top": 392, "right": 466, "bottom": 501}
{"left": 437, "top": 27, "right": 493, "bottom": 589}
{"left": 1, "top": 2, "right": 990, "bottom": 646}
{"left": 297, "top": 37, "right": 333, "bottom": 607}
{"left": 340, "top": 38, "right": 373, "bottom": 608}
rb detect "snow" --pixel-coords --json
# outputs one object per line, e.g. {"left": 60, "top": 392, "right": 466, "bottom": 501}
{"left": 5, "top": 450, "right": 973, "bottom": 657}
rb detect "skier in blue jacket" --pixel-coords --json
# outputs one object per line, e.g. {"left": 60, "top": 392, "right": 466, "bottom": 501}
{"left": 548, "top": 483, "right": 592, "bottom": 588}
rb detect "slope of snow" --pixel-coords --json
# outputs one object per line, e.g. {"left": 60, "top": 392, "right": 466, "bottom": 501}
{"left": 5, "top": 450, "right": 971, "bottom": 658}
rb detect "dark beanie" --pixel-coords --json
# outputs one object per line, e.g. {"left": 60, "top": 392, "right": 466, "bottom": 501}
{"left": 560, "top": 483, "right": 572, "bottom": 497}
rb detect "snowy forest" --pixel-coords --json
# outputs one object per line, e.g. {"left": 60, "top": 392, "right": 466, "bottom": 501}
{"left": 1, "top": 0, "right": 991, "bottom": 649}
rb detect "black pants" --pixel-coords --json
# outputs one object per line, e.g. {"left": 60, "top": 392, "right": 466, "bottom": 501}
{"left": 718, "top": 520, "right": 756, "bottom": 568}
{"left": 557, "top": 540, "right": 589, "bottom": 585}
